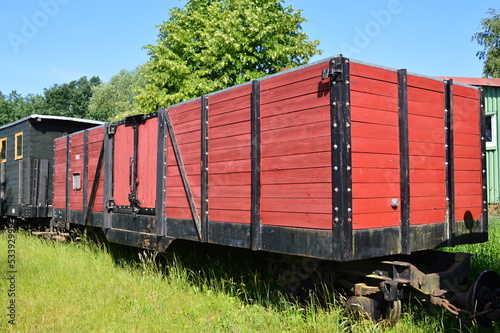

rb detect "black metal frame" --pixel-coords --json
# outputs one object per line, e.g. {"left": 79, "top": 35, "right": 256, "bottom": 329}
{"left": 444, "top": 79, "right": 455, "bottom": 246}
{"left": 251, "top": 80, "right": 262, "bottom": 251}
{"left": 398, "top": 69, "right": 411, "bottom": 254}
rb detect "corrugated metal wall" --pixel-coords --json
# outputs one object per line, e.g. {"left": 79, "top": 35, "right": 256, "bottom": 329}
{"left": 485, "top": 86, "right": 500, "bottom": 203}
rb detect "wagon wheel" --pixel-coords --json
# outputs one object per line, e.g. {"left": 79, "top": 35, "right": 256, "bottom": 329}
{"left": 384, "top": 299, "right": 402, "bottom": 326}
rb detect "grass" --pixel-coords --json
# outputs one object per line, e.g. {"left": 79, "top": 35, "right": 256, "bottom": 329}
{"left": 0, "top": 219, "right": 498, "bottom": 332}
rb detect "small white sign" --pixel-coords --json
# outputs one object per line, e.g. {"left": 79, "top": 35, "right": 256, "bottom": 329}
{"left": 75, "top": 154, "right": 80, "bottom": 160}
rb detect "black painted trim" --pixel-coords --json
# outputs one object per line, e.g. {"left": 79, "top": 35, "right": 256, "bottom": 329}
{"left": 65, "top": 136, "right": 71, "bottom": 222}
{"left": 251, "top": 80, "right": 262, "bottom": 251}
{"left": 164, "top": 108, "right": 202, "bottom": 240}
{"left": 103, "top": 123, "right": 114, "bottom": 229}
{"left": 444, "top": 80, "right": 455, "bottom": 246}
{"left": 201, "top": 96, "right": 209, "bottom": 242}
{"left": 397, "top": 69, "right": 411, "bottom": 254}
{"left": 82, "top": 130, "right": 89, "bottom": 223}
{"left": 156, "top": 108, "right": 167, "bottom": 237}
{"left": 479, "top": 88, "right": 488, "bottom": 234}
{"left": 330, "top": 56, "right": 353, "bottom": 261}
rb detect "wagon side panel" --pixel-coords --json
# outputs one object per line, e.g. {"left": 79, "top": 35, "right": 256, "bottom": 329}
{"left": 259, "top": 61, "right": 332, "bottom": 229}
{"left": 165, "top": 99, "right": 202, "bottom": 221}
{"left": 69, "top": 131, "right": 84, "bottom": 212}
{"left": 208, "top": 85, "right": 252, "bottom": 224}
{"left": 86, "top": 126, "right": 105, "bottom": 213}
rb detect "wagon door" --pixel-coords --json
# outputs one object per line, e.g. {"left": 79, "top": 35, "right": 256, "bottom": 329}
{"left": 112, "top": 115, "right": 158, "bottom": 215}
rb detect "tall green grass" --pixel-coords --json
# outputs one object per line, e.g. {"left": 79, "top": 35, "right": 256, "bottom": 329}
{"left": 0, "top": 219, "right": 498, "bottom": 332}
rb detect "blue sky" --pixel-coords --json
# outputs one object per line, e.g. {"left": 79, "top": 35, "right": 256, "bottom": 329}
{"left": 0, "top": 0, "right": 498, "bottom": 96}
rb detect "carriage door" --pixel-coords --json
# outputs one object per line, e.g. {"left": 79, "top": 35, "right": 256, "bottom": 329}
{"left": 112, "top": 115, "right": 158, "bottom": 215}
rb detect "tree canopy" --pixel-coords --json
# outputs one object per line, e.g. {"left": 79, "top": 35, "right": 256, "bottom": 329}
{"left": 473, "top": 8, "right": 500, "bottom": 78}
{"left": 88, "top": 67, "right": 146, "bottom": 121}
{"left": 135, "top": 0, "right": 321, "bottom": 112}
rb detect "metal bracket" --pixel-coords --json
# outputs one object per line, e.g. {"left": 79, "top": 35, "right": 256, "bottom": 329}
{"left": 322, "top": 68, "right": 342, "bottom": 81}
{"left": 106, "top": 199, "right": 115, "bottom": 212}
{"left": 106, "top": 124, "right": 116, "bottom": 136}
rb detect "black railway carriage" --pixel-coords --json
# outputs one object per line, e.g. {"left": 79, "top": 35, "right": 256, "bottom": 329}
{"left": 0, "top": 114, "right": 103, "bottom": 219}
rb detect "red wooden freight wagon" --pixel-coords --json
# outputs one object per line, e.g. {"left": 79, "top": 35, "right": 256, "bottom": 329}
{"left": 53, "top": 56, "right": 500, "bottom": 324}
{"left": 53, "top": 55, "right": 487, "bottom": 261}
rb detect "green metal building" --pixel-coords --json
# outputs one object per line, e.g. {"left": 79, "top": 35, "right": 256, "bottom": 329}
{"left": 444, "top": 78, "right": 500, "bottom": 204}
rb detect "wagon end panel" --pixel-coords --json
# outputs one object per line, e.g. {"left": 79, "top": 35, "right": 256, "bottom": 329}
{"left": 452, "top": 84, "right": 487, "bottom": 244}
{"left": 349, "top": 62, "right": 400, "bottom": 230}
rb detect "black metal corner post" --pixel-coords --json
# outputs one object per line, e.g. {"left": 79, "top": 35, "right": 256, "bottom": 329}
{"left": 103, "top": 123, "right": 115, "bottom": 230}
{"left": 201, "top": 96, "right": 209, "bottom": 243}
{"left": 156, "top": 108, "right": 167, "bottom": 237}
{"left": 329, "top": 56, "right": 353, "bottom": 261}
{"left": 82, "top": 130, "right": 89, "bottom": 223}
{"left": 65, "top": 135, "right": 71, "bottom": 223}
{"left": 397, "top": 69, "right": 411, "bottom": 254}
{"left": 479, "top": 88, "right": 489, "bottom": 235}
{"left": 444, "top": 80, "right": 455, "bottom": 246}
{"left": 251, "top": 80, "right": 262, "bottom": 251}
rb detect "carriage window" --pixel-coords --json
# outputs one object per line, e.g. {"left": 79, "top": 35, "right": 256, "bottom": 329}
{"left": 14, "top": 132, "right": 23, "bottom": 160}
{"left": 486, "top": 115, "right": 497, "bottom": 149}
{"left": 72, "top": 173, "right": 81, "bottom": 190}
{"left": 0, "top": 138, "right": 6, "bottom": 162}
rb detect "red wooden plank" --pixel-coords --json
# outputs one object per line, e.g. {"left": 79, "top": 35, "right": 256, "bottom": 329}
{"left": 409, "top": 127, "right": 445, "bottom": 145}
{"left": 455, "top": 207, "right": 482, "bottom": 221}
{"left": 261, "top": 121, "right": 330, "bottom": 144}
{"left": 261, "top": 167, "right": 331, "bottom": 185}
{"left": 410, "top": 196, "right": 447, "bottom": 210}
{"left": 209, "top": 121, "right": 251, "bottom": 140}
{"left": 408, "top": 114, "right": 445, "bottom": 131}
{"left": 209, "top": 209, "right": 251, "bottom": 224}
{"left": 453, "top": 158, "right": 481, "bottom": 171}
{"left": 408, "top": 100, "right": 444, "bottom": 119}
{"left": 208, "top": 84, "right": 252, "bottom": 106}
{"left": 351, "top": 106, "right": 399, "bottom": 126}
{"left": 353, "top": 198, "right": 400, "bottom": 214}
{"left": 351, "top": 122, "right": 399, "bottom": 140}
{"left": 209, "top": 146, "right": 250, "bottom": 163}
{"left": 453, "top": 84, "right": 479, "bottom": 99}
{"left": 410, "top": 169, "right": 446, "bottom": 183}
{"left": 261, "top": 151, "right": 331, "bottom": 171}
{"left": 455, "top": 194, "right": 483, "bottom": 208}
{"left": 407, "top": 75, "right": 444, "bottom": 92}
{"left": 260, "top": 105, "right": 330, "bottom": 130}
{"left": 209, "top": 197, "right": 250, "bottom": 211}
{"left": 409, "top": 141, "right": 445, "bottom": 158}
{"left": 209, "top": 185, "right": 251, "bottom": 198}
{"left": 351, "top": 62, "right": 398, "bottom": 83}
{"left": 407, "top": 86, "right": 443, "bottom": 104}
{"left": 352, "top": 153, "right": 399, "bottom": 169}
{"left": 352, "top": 168, "right": 400, "bottom": 183}
{"left": 209, "top": 159, "right": 252, "bottom": 174}
{"left": 261, "top": 211, "right": 331, "bottom": 229}
{"left": 454, "top": 133, "right": 481, "bottom": 147}
{"left": 261, "top": 75, "right": 330, "bottom": 106}
{"left": 113, "top": 124, "right": 134, "bottom": 206}
{"left": 209, "top": 134, "right": 251, "bottom": 151}
{"left": 209, "top": 108, "right": 251, "bottom": 128}
{"left": 260, "top": 183, "right": 331, "bottom": 199}
{"left": 352, "top": 211, "right": 400, "bottom": 229}
{"left": 261, "top": 198, "right": 331, "bottom": 214}
{"left": 262, "top": 89, "right": 330, "bottom": 117}
{"left": 260, "top": 61, "right": 329, "bottom": 92}
{"left": 351, "top": 137, "right": 399, "bottom": 155}
{"left": 410, "top": 209, "right": 447, "bottom": 225}
{"left": 453, "top": 146, "right": 480, "bottom": 159}
{"left": 209, "top": 172, "right": 251, "bottom": 186}
{"left": 350, "top": 75, "right": 398, "bottom": 97}
{"left": 351, "top": 91, "right": 398, "bottom": 113}
{"left": 261, "top": 136, "right": 330, "bottom": 158}
{"left": 352, "top": 182, "right": 400, "bottom": 199}
{"left": 454, "top": 170, "right": 482, "bottom": 183}
{"left": 410, "top": 182, "right": 446, "bottom": 197}
{"left": 409, "top": 155, "right": 446, "bottom": 170}
{"left": 168, "top": 99, "right": 202, "bottom": 125}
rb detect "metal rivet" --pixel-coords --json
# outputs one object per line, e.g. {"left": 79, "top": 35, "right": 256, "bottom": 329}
{"left": 333, "top": 144, "right": 338, "bottom": 149}
{"left": 334, "top": 187, "right": 339, "bottom": 192}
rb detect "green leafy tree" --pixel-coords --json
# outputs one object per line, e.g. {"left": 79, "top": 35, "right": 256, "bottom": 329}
{"left": 136, "top": 0, "right": 321, "bottom": 112}
{"left": 44, "top": 76, "right": 101, "bottom": 118}
{"left": 88, "top": 67, "right": 146, "bottom": 121}
{"left": 473, "top": 8, "right": 500, "bottom": 78}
